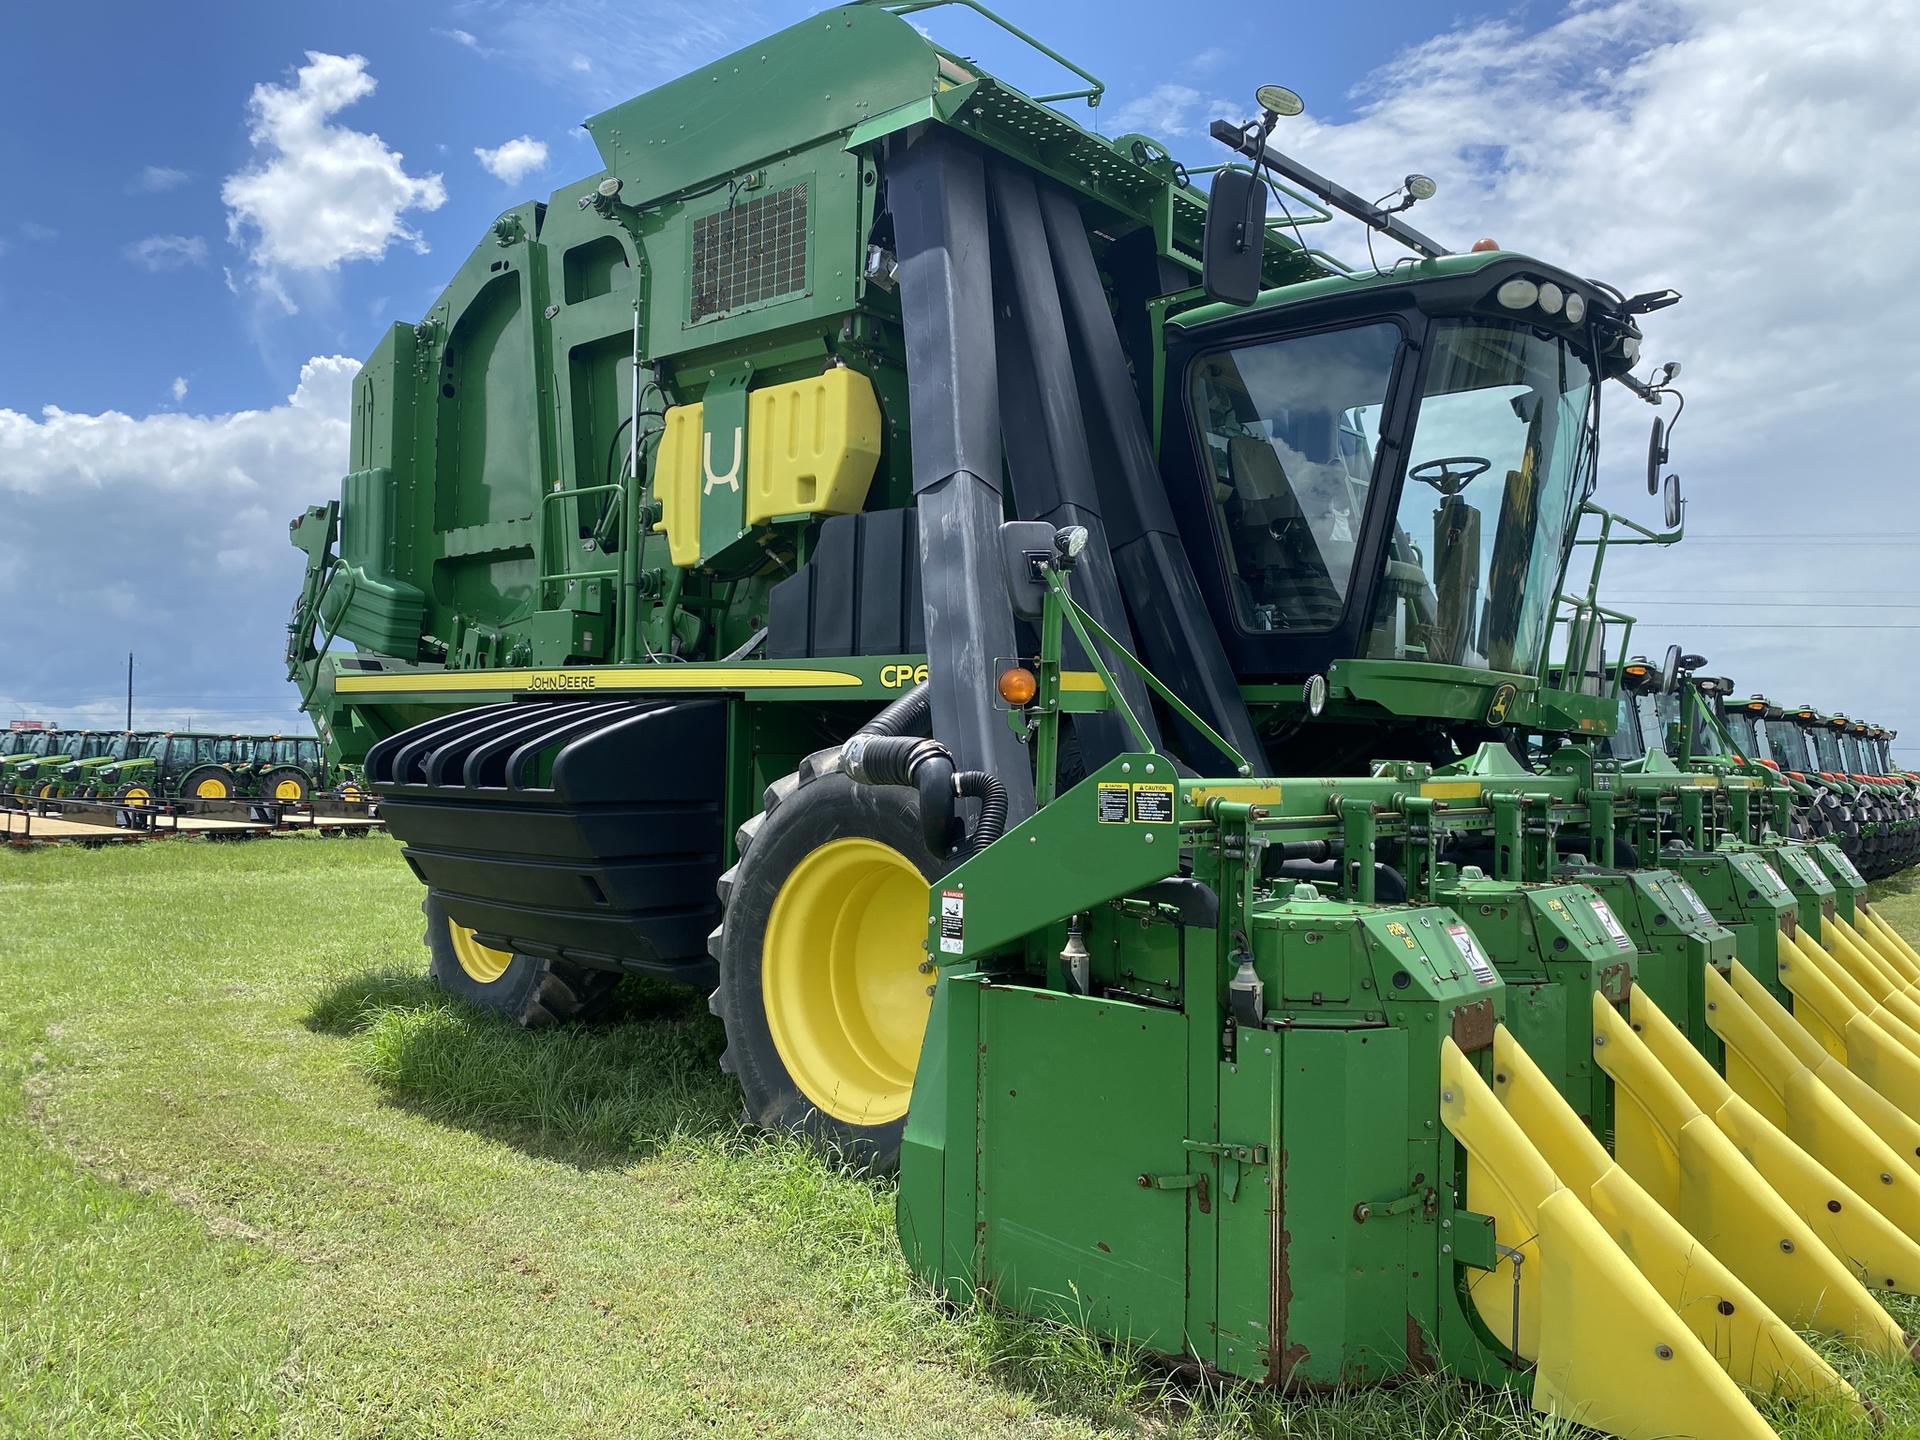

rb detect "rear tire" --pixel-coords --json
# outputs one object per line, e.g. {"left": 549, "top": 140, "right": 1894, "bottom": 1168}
{"left": 422, "top": 891, "right": 618, "bottom": 1027}
{"left": 179, "top": 764, "right": 237, "bottom": 801}
{"left": 262, "top": 766, "right": 311, "bottom": 804}
{"left": 710, "top": 759, "right": 945, "bottom": 1170}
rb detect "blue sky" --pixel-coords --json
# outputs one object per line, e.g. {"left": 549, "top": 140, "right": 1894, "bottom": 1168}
{"left": 2, "top": 0, "right": 1917, "bottom": 748}
{"left": 0, "top": 0, "right": 1490, "bottom": 422}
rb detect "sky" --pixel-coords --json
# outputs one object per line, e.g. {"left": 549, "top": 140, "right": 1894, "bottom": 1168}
{"left": 0, "top": 0, "right": 1916, "bottom": 752}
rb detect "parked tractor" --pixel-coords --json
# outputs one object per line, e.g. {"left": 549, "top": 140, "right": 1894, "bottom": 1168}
{"left": 286, "top": 8, "right": 1920, "bottom": 1436}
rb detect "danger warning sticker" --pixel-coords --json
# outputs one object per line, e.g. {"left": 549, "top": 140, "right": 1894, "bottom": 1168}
{"left": 1448, "top": 923, "right": 1499, "bottom": 986}
{"left": 939, "top": 889, "right": 965, "bottom": 955}
{"left": 1131, "top": 782, "right": 1174, "bottom": 824}
{"left": 1588, "top": 897, "right": 1634, "bottom": 951}
{"left": 1096, "top": 782, "right": 1131, "bottom": 824}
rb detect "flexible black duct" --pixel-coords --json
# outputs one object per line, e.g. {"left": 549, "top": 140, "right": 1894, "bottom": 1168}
{"left": 859, "top": 680, "right": 932, "bottom": 738}
{"left": 840, "top": 731, "right": 1003, "bottom": 858}
{"left": 1270, "top": 859, "right": 1409, "bottom": 904}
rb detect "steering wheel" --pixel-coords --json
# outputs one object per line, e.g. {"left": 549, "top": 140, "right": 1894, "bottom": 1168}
{"left": 1409, "top": 455, "right": 1492, "bottom": 496}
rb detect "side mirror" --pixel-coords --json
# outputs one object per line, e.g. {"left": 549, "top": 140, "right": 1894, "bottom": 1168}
{"left": 1646, "top": 416, "right": 1666, "bottom": 496}
{"left": 1201, "top": 167, "right": 1268, "bottom": 306}
{"left": 1662, "top": 472, "right": 1683, "bottom": 530}
{"left": 1659, "top": 643, "right": 1682, "bottom": 695}
{"left": 998, "top": 520, "right": 1056, "bottom": 622}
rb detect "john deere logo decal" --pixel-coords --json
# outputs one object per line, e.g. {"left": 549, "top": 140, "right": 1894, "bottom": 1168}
{"left": 1485, "top": 683, "right": 1518, "bottom": 726}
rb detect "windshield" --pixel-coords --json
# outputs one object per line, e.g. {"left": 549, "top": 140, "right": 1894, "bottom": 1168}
{"left": 1632, "top": 693, "right": 1669, "bottom": 757}
{"left": 1189, "top": 322, "right": 1401, "bottom": 632}
{"left": 1724, "top": 710, "right": 1761, "bottom": 758}
{"left": 1842, "top": 735, "right": 1866, "bottom": 772}
{"left": 1606, "top": 691, "right": 1646, "bottom": 761}
{"left": 1365, "top": 320, "right": 1595, "bottom": 672}
{"left": 1813, "top": 728, "right": 1844, "bottom": 771}
{"left": 1767, "top": 720, "right": 1810, "bottom": 770}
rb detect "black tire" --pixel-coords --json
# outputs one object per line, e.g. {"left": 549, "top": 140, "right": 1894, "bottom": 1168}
{"left": 261, "top": 766, "right": 311, "bottom": 805}
{"left": 179, "top": 764, "right": 238, "bottom": 801}
{"left": 709, "top": 756, "right": 946, "bottom": 1170}
{"left": 422, "top": 891, "right": 618, "bottom": 1027}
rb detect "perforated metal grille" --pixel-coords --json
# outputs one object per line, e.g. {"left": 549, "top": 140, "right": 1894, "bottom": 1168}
{"left": 689, "top": 182, "right": 809, "bottom": 323}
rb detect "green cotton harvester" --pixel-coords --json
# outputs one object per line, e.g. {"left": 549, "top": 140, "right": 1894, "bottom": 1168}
{"left": 285, "top": 7, "right": 1920, "bottom": 1435}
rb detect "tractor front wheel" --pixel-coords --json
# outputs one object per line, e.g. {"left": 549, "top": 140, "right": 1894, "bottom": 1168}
{"left": 422, "top": 891, "right": 618, "bottom": 1027}
{"left": 179, "top": 764, "right": 238, "bottom": 801}
{"left": 709, "top": 761, "right": 944, "bottom": 1170}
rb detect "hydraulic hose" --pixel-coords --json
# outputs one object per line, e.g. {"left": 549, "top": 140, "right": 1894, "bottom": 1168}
{"left": 841, "top": 728, "right": 1003, "bottom": 858}
{"left": 858, "top": 680, "right": 932, "bottom": 738}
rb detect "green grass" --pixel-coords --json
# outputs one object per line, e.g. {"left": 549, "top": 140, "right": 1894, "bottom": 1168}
{"left": 3, "top": 838, "right": 1920, "bottom": 1437}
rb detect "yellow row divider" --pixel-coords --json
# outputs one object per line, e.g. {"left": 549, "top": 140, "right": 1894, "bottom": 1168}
{"left": 1725, "top": 960, "right": 1920, "bottom": 1160}
{"left": 1488, "top": 1027, "right": 1858, "bottom": 1409}
{"left": 1778, "top": 936, "right": 1920, "bottom": 1122}
{"left": 1865, "top": 905, "right": 1920, "bottom": 975}
{"left": 1627, "top": 983, "right": 1920, "bottom": 1291}
{"left": 1824, "top": 921, "right": 1920, "bottom": 1032}
{"left": 1788, "top": 930, "right": 1920, "bottom": 1063}
{"left": 1439, "top": 1038, "right": 1784, "bottom": 1439}
{"left": 1842, "top": 910, "right": 1920, "bottom": 990}
{"left": 1702, "top": 966, "right": 1920, "bottom": 1235}
{"left": 1588, "top": 994, "right": 1909, "bottom": 1356}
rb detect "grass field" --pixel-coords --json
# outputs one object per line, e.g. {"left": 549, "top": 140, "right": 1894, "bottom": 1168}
{"left": 5, "top": 837, "right": 1920, "bottom": 1438}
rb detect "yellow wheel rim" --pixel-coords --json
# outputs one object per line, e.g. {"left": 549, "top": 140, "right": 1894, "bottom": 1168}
{"left": 124, "top": 787, "right": 152, "bottom": 806}
{"left": 762, "top": 836, "right": 931, "bottom": 1126}
{"left": 273, "top": 778, "right": 304, "bottom": 801}
{"left": 195, "top": 778, "right": 229, "bottom": 799}
{"left": 341, "top": 786, "right": 364, "bottom": 805}
{"left": 448, "top": 919, "right": 514, "bottom": 984}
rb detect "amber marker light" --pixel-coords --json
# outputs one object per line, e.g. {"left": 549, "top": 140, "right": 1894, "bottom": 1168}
{"left": 998, "top": 667, "right": 1038, "bottom": 705}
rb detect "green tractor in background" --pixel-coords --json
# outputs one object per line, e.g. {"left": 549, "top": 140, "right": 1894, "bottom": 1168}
{"left": 0, "top": 727, "right": 78, "bottom": 799}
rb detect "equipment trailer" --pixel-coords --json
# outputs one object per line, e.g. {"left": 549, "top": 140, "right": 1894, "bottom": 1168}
{"left": 287, "top": 7, "right": 1920, "bottom": 1436}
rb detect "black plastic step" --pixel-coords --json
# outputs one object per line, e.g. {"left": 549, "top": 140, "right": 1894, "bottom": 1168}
{"left": 366, "top": 698, "right": 726, "bottom": 986}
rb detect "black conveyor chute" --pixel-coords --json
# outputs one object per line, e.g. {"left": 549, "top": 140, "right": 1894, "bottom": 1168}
{"left": 986, "top": 161, "right": 1161, "bottom": 767}
{"left": 365, "top": 698, "right": 726, "bottom": 987}
{"left": 888, "top": 125, "right": 1038, "bottom": 821}
{"left": 1038, "top": 185, "right": 1270, "bottom": 775}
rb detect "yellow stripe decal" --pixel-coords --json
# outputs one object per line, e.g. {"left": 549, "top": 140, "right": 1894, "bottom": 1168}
{"left": 1057, "top": 671, "right": 1107, "bottom": 693}
{"left": 335, "top": 666, "right": 866, "bottom": 695}
{"left": 1420, "top": 781, "right": 1485, "bottom": 800}
{"left": 1186, "top": 783, "right": 1283, "bottom": 807}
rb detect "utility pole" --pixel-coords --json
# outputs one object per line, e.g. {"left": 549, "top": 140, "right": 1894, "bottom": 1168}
{"left": 126, "top": 652, "right": 134, "bottom": 730}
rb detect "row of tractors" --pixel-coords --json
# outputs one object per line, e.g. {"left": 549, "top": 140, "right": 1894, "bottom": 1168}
{"left": 1599, "top": 657, "right": 1920, "bottom": 880}
{"left": 0, "top": 727, "right": 362, "bottom": 810}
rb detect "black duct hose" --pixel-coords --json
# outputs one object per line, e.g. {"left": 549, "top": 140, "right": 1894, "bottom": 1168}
{"left": 954, "top": 771, "right": 1008, "bottom": 856}
{"left": 858, "top": 681, "right": 932, "bottom": 738}
{"left": 841, "top": 730, "right": 1004, "bottom": 858}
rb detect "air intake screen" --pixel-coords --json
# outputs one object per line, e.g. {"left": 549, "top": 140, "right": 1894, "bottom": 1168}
{"left": 690, "top": 182, "right": 809, "bottom": 323}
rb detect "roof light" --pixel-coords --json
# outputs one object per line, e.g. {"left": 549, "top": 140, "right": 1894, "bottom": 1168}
{"left": 1564, "top": 292, "right": 1586, "bottom": 324}
{"left": 1621, "top": 335, "right": 1641, "bottom": 363}
{"left": 1404, "top": 173, "right": 1437, "bottom": 201}
{"left": 1536, "top": 281, "right": 1564, "bottom": 315}
{"left": 1254, "top": 84, "right": 1305, "bottom": 118}
{"left": 1471, "top": 237, "right": 1500, "bottom": 253}
{"left": 1496, "top": 277, "right": 1538, "bottom": 310}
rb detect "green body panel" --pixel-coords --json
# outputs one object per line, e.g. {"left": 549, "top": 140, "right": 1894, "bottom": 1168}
{"left": 1430, "top": 876, "right": 1631, "bottom": 1128}
{"left": 1562, "top": 864, "right": 1735, "bottom": 1052}
{"left": 1656, "top": 850, "right": 1797, "bottom": 1000}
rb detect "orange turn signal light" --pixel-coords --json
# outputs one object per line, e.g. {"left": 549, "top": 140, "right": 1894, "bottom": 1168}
{"left": 1471, "top": 237, "right": 1500, "bottom": 252}
{"left": 998, "top": 666, "right": 1038, "bottom": 705}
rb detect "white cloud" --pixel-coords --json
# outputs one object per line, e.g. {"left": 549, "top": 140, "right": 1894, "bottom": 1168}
{"left": 170, "top": 376, "right": 188, "bottom": 403}
{"left": 449, "top": 1, "right": 752, "bottom": 103}
{"left": 17, "top": 222, "right": 57, "bottom": 242}
{"left": 1108, "top": 82, "right": 1240, "bottom": 138}
{"left": 1180, "top": 47, "right": 1229, "bottom": 79}
{"left": 132, "top": 165, "right": 191, "bottom": 194}
{"left": 222, "top": 52, "right": 446, "bottom": 285}
{"left": 0, "top": 358, "right": 358, "bottom": 732}
{"left": 124, "top": 234, "right": 209, "bottom": 271}
{"left": 474, "top": 134, "right": 549, "bottom": 184}
{"left": 437, "top": 27, "right": 484, "bottom": 50}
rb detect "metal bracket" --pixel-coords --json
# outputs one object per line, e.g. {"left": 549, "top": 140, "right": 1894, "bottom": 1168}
{"left": 1182, "top": 1139, "right": 1268, "bottom": 1204}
